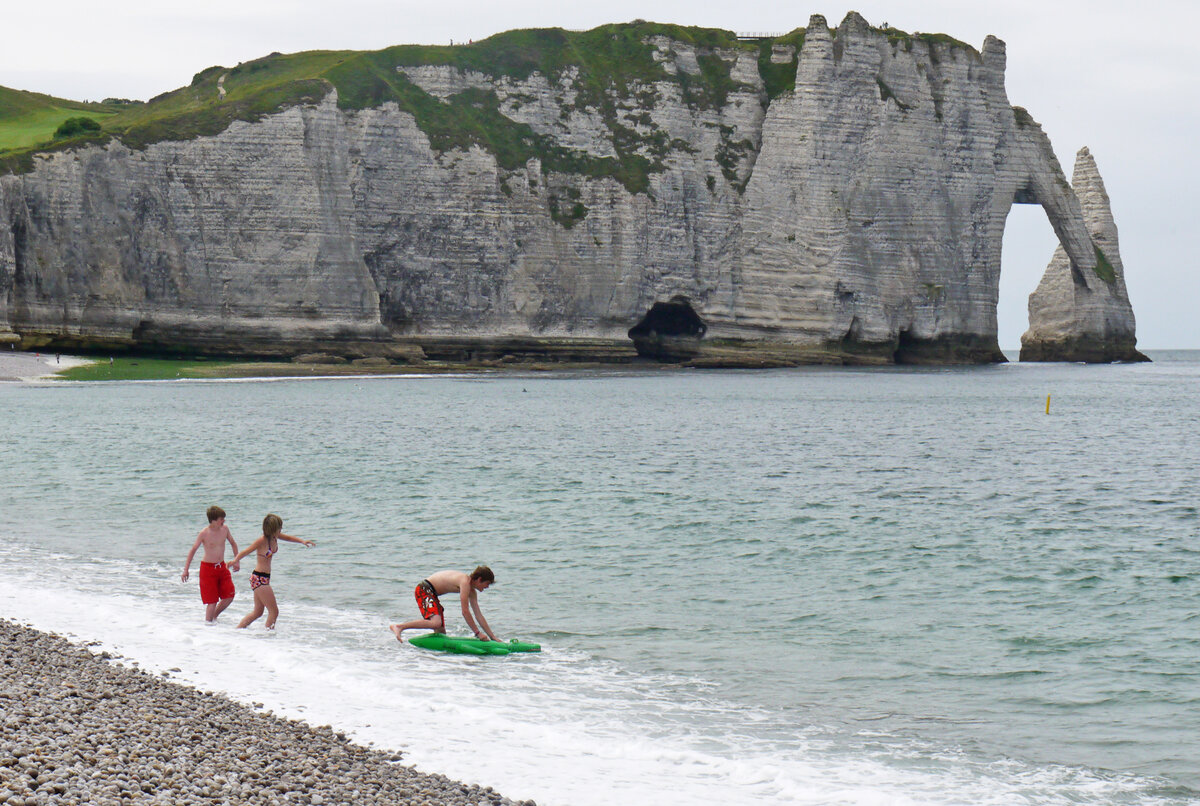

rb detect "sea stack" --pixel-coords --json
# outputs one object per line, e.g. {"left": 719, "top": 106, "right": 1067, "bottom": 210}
{"left": 1021, "top": 147, "right": 1147, "bottom": 362}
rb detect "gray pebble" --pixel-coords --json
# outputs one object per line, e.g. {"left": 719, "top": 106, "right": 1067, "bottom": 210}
{"left": 0, "top": 619, "right": 533, "bottom": 806}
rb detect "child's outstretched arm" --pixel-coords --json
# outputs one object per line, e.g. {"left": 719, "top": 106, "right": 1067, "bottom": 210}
{"left": 278, "top": 532, "right": 316, "bottom": 548}
{"left": 234, "top": 536, "right": 263, "bottom": 564}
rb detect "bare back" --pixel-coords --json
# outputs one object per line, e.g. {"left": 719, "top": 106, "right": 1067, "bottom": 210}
{"left": 391, "top": 568, "right": 496, "bottom": 641}
{"left": 424, "top": 569, "right": 471, "bottom": 596}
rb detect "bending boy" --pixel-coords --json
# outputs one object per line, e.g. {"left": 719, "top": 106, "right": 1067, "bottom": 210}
{"left": 181, "top": 506, "right": 240, "bottom": 622}
{"left": 390, "top": 566, "right": 498, "bottom": 642}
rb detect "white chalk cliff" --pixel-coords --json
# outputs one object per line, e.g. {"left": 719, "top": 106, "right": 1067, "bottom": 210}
{"left": 1021, "top": 146, "right": 1145, "bottom": 361}
{"left": 0, "top": 14, "right": 1144, "bottom": 364}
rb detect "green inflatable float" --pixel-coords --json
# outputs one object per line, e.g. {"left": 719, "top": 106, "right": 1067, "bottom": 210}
{"left": 408, "top": 633, "right": 541, "bottom": 656}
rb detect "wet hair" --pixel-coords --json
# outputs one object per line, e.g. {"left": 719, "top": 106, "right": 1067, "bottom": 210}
{"left": 262, "top": 514, "right": 283, "bottom": 538}
{"left": 470, "top": 565, "right": 494, "bottom": 584}
{"left": 206, "top": 506, "right": 226, "bottom": 523}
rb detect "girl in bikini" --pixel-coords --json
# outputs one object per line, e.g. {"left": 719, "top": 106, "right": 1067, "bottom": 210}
{"left": 234, "top": 513, "right": 316, "bottom": 630}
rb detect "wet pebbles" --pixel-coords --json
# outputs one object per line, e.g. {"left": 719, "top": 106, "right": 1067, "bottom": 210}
{"left": 0, "top": 619, "right": 534, "bottom": 805}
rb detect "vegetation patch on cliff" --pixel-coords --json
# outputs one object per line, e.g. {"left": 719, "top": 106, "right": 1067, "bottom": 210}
{"left": 548, "top": 188, "right": 589, "bottom": 228}
{"left": 366, "top": 23, "right": 761, "bottom": 193}
{"left": 326, "top": 53, "right": 657, "bottom": 194}
{"left": 0, "top": 87, "right": 117, "bottom": 148}
{"left": 1093, "top": 244, "right": 1117, "bottom": 284}
{"left": 0, "top": 56, "right": 343, "bottom": 172}
{"left": 0, "top": 86, "right": 121, "bottom": 171}
{"left": 874, "top": 25, "right": 977, "bottom": 57}
{"left": 715, "top": 125, "right": 755, "bottom": 190}
{"left": 1, "top": 23, "right": 766, "bottom": 188}
{"left": 755, "top": 29, "right": 806, "bottom": 101}
{"left": 108, "top": 52, "right": 339, "bottom": 150}
{"left": 1, "top": 20, "right": 974, "bottom": 186}
{"left": 379, "top": 23, "right": 748, "bottom": 107}
{"left": 53, "top": 116, "right": 102, "bottom": 139}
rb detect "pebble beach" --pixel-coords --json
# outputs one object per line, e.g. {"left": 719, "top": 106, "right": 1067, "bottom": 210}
{"left": 0, "top": 351, "right": 79, "bottom": 382}
{"left": 0, "top": 619, "right": 532, "bottom": 806}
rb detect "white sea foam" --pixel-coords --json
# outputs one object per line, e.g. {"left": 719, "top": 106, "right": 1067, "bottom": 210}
{"left": 0, "top": 541, "right": 1180, "bottom": 806}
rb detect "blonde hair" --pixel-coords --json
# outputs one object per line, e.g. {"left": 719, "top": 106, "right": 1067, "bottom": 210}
{"left": 262, "top": 513, "right": 283, "bottom": 537}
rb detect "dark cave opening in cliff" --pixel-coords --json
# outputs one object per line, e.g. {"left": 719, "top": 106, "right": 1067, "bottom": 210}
{"left": 999, "top": 203, "right": 1060, "bottom": 356}
{"left": 627, "top": 297, "right": 707, "bottom": 360}
{"left": 628, "top": 297, "right": 707, "bottom": 339}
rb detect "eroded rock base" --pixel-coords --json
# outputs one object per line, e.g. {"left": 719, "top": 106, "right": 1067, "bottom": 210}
{"left": 1019, "top": 337, "right": 1149, "bottom": 363}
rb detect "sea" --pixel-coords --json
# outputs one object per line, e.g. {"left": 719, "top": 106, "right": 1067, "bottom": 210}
{"left": 0, "top": 351, "right": 1197, "bottom": 806}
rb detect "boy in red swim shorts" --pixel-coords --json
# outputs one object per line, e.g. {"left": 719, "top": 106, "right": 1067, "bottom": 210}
{"left": 389, "top": 566, "right": 499, "bottom": 643}
{"left": 181, "top": 506, "right": 241, "bottom": 623}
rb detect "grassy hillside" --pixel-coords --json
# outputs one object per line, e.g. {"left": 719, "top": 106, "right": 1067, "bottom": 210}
{"left": 0, "top": 20, "right": 974, "bottom": 186}
{"left": 0, "top": 86, "right": 121, "bottom": 151}
{"left": 0, "top": 23, "right": 778, "bottom": 187}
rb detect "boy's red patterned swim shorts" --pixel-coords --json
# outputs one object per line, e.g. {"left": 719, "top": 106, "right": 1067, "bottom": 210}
{"left": 415, "top": 581, "right": 444, "bottom": 621}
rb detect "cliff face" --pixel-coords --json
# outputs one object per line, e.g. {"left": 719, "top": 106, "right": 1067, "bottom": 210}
{"left": 1020, "top": 147, "right": 1147, "bottom": 362}
{"left": 0, "top": 106, "right": 387, "bottom": 355}
{"left": 0, "top": 13, "right": 1142, "bottom": 364}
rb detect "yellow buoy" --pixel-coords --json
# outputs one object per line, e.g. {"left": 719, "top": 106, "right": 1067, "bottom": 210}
{"left": 1045, "top": 394, "right": 1051, "bottom": 414}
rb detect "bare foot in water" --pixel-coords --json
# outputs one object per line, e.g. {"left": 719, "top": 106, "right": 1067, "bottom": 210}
{"left": 389, "top": 625, "right": 405, "bottom": 642}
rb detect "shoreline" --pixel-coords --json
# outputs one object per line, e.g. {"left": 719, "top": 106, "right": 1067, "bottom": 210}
{"left": 0, "top": 618, "right": 533, "bottom": 806}
{"left": 1, "top": 348, "right": 1184, "bottom": 384}
{"left": 0, "top": 350, "right": 667, "bottom": 382}
{"left": 1, "top": 333, "right": 1004, "bottom": 379}
{"left": 0, "top": 350, "right": 93, "bottom": 382}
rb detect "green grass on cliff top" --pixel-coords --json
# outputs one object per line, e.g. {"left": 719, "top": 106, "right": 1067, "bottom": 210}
{"left": 0, "top": 87, "right": 119, "bottom": 151}
{"left": 1, "top": 20, "right": 978, "bottom": 185}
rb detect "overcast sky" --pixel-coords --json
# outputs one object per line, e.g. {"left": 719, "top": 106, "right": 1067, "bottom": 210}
{"left": 2, "top": 1, "right": 1195, "bottom": 348}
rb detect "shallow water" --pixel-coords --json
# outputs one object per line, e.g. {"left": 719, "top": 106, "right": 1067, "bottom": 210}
{"left": 1, "top": 353, "right": 1197, "bottom": 805}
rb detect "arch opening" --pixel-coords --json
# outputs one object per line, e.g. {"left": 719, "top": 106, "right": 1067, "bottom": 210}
{"left": 998, "top": 203, "right": 1059, "bottom": 358}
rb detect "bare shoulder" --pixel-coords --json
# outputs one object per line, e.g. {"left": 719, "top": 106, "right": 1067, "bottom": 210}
{"left": 428, "top": 569, "right": 468, "bottom": 592}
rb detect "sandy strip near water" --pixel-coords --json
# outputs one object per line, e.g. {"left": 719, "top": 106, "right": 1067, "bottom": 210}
{"left": 0, "top": 619, "right": 533, "bottom": 806}
{"left": 0, "top": 350, "right": 95, "bottom": 382}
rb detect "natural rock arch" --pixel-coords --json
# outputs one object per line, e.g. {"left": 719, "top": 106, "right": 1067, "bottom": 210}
{"left": 0, "top": 14, "right": 1146, "bottom": 365}
{"left": 1016, "top": 147, "right": 1146, "bottom": 362}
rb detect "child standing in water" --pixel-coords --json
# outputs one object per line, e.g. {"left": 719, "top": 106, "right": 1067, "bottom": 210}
{"left": 234, "top": 514, "right": 316, "bottom": 630}
{"left": 180, "top": 505, "right": 240, "bottom": 623}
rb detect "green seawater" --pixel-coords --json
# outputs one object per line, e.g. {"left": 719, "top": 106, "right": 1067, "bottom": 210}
{"left": 1, "top": 353, "right": 1197, "bottom": 803}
